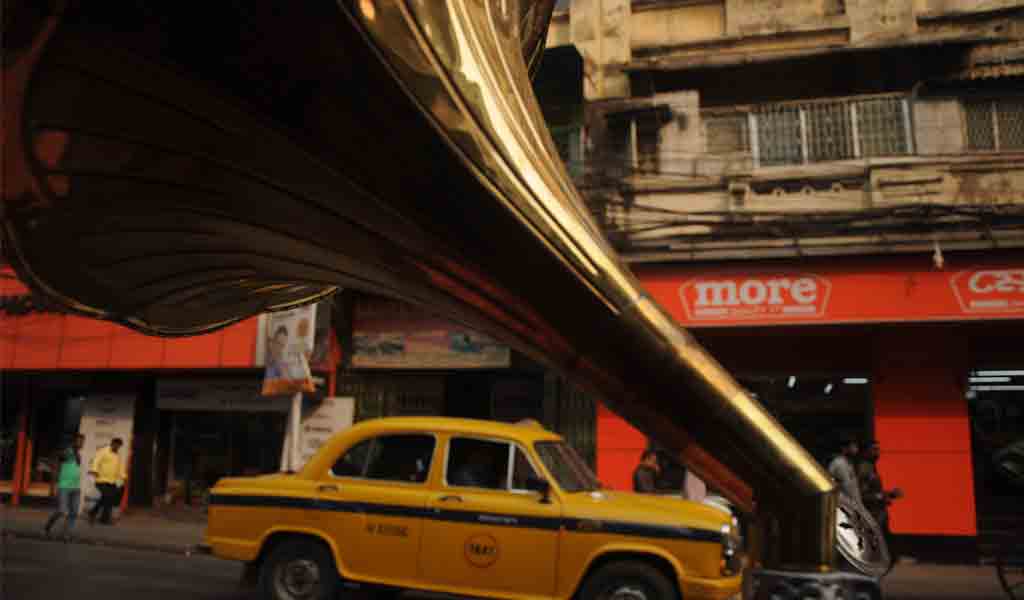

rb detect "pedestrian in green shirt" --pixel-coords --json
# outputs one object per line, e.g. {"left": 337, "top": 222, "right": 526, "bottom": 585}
{"left": 44, "top": 434, "right": 84, "bottom": 542}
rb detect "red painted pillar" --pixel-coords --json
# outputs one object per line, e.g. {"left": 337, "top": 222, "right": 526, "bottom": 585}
{"left": 595, "top": 403, "right": 648, "bottom": 491}
{"left": 10, "top": 397, "right": 29, "bottom": 506}
{"left": 20, "top": 429, "right": 34, "bottom": 501}
{"left": 872, "top": 326, "right": 977, "bottom": 537}
{"left": 119, "top": 451, "right": 132, "bottom": 514}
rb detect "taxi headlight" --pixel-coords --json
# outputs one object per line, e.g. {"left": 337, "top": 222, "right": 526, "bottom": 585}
{"left": 719, "top": 525, "right": 744, "bottom": 577}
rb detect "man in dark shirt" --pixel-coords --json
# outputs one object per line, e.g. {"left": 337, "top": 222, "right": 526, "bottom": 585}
{"left": 858, "top": 440, "right": 903, "bottom": 530}
{"left": 633, "top": 449, "right": 661, "bottom": 493}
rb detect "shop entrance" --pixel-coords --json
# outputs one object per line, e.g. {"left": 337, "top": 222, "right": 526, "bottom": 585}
{"left": 966, "top": 368, "right": 1024, "bottom": 534}
{"left": 740, "top": 373, "right": 873, "bottom": 468}
{"left": 24, "top": 393, "right": 84, "bottom": 498}
{"left": 1, "top": 376, "right": 87, "bottom": 499}
{"left": 162, "top": 411, "right": 285, "bottom": 505}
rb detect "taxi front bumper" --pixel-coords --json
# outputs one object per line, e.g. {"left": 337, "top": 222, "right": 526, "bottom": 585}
{"left": 679, "top": 573, "right": 743, "bottom": 600}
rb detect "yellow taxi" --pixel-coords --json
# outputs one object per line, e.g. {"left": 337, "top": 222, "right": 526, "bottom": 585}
{"left": 205, "top": 417, "right": 743, "bottom": 600}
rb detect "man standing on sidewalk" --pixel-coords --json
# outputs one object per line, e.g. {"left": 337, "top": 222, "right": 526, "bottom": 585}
{"left": 828, "top": 436, "right": 863, "bottom": 506}
{"left": 633, "top": 449, "right": 661, "bottom": 493}
{"left": 43, "top": 434, "right": 85, "bottom": 541}
{"left": 858, "top": 441, "right": 903, "bottom": 548}
{"left": 87, "top": 437, "right": 125, "bottom": 526}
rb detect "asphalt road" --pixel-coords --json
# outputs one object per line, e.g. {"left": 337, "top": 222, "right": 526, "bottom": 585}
{"left": 0, "top": 537, "right": 1013, "bottom": 600}
{"left": 2, "top": 537, "right": 247, "bottom": 600}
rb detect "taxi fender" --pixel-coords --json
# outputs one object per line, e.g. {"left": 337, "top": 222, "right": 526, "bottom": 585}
{"left": 576, "top": 542, "right": 688, "bottom": 589}
{"left": 257, "top": 525, "right": 351, "bottom": 577}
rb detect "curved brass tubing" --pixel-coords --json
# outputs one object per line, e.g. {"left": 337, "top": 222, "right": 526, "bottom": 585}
{"left": 2, "top": 1, "right": 837, "bottom": 571}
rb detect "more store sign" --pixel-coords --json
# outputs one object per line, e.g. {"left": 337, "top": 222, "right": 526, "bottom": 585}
{"left": 641, "top": 262, "right": 1024, "bottom": 327}
{"left": 679, "top": 274, "right": 831, "bottom": 322}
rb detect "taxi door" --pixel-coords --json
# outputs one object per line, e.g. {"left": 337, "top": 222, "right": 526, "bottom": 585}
{"left": 317, "top": 433, "right": 437, "bottom": 585}
{"left": 419, "top": 437, "right": 561, "bottom": 598}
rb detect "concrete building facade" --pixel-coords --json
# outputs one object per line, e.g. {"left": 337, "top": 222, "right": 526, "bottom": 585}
{"left": 542, "top": 0, "right": 1024, "bottom": 559}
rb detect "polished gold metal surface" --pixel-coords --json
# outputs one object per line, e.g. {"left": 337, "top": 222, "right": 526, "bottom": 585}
{"left": 3, "top": 0, "right": 838, "bottom": 570}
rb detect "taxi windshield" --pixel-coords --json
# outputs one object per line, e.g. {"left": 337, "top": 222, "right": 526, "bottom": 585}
{"left": 534, "top": 441, "right": 600, "bottom": 493}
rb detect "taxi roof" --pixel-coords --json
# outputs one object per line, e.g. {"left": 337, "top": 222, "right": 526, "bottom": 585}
{"left": 349, "top": 416, "right": 564, "bottom": 443}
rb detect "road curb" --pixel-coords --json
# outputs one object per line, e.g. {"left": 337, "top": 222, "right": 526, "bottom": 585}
{"left": 2, "top": 528, "right": 204, "bottom": 556}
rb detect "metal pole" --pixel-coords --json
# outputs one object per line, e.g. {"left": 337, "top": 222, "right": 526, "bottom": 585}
{"left": 289, "top": 392, "right": 302, "bottom": 471}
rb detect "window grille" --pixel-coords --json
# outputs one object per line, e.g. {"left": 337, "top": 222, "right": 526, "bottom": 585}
{"left": 856, "top": 96, "right": 911, "bottom": 157}
{"left": 805, "top": 101, "right": 856, "bottom": 162}
{"left": 756, "top": 105, "right": 803, "bottom": 167}
{"left": 704, "top": 95, "right": 913, "bottom": 167}
{"left": 965, "top": 101, "right": 996, "bottom": 151}
{"left": 997, "top": 99, "right": 1024, "bottom": 150}
{"left": 965, "top": 98, "right": 1024, "bottom": 152}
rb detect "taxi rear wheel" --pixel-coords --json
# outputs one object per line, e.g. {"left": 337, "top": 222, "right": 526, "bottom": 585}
{"left": 580, "top": 561, "right": 677, "bottom": 600}
{"left": 260, "top": 538, "right": 339, "bottom": 600}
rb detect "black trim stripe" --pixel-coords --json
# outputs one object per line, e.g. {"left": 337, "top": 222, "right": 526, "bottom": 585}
{"left": 209, "top": 494, "right": 722, "bottom": 543}
{"left": 564, "top": 518, "right": 723, "bottom": 542}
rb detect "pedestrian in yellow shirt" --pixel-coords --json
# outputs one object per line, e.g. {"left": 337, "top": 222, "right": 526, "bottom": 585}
{"left": 87, "top": 438, "right": 126, "bottom": 525}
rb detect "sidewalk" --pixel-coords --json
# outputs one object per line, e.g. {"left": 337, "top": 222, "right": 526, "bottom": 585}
{"left": 883, "top": 562, "right": 1008, "bottom": 599}
{"left": 1, "top": 505, "right": 206, "bottom": 555}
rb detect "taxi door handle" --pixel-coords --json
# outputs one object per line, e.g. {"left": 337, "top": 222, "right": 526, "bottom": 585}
{"left": 438, "top": 495, "right": 463, "bottom": 503}
{"left": 317, "top": 484, "right": 339, "bottom": 494}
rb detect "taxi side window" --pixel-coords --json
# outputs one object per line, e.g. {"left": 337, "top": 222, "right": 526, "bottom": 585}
{"left": 510, "top": 446, "right": 540, "bottom": 491}
{"left": 332, "top": 434, "right": 435, "bottom": 483}
{"left": 446, "top": 437, "right": 511, "bottom": 490}
{"left": 333, "top": 439, "right": 373, "bottom": 477}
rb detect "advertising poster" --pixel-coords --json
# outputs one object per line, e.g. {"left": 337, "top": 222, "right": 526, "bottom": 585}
{"left": 78, "top": 395, "right": 134, "bottom": 515}
{"left": 259, "top": 305, "right": 316, "bottom": 396}
{"left": 352, "top": 298, "right": 510, "bottom": 369}
{"left": 281, "top": 397, "right": 355, "bottom": 471}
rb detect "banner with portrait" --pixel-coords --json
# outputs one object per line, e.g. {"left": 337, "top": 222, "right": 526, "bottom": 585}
{"left": 258, "top": 305, "right": 316, "bottom": 396}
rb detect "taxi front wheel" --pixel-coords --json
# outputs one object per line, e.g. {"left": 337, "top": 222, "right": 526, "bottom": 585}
{"left": 260, "top": 538, "right": 339, "bottom": 600}
{"left": 580, "top": 561, "right": 677, "bottom": 600}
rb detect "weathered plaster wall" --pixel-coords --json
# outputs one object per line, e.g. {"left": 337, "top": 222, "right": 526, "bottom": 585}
{"left": 725, "top": 0, "right": 825, "bottom": 37}
{"left": 571, "top": 0, "right": 632, "bottom": 99}
{"left": 631, "top": 2, "right": 725, "bottom": 48}
{"left": 847, "top": 0, "right": 918, "bottom": 43}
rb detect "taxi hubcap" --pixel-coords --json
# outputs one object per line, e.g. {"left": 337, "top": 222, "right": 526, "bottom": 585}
{"left": 275, "top": 559, "right": 321, "bottom": 600}
{"left": 608, "top": 585, "right": 648, "bottom": 600}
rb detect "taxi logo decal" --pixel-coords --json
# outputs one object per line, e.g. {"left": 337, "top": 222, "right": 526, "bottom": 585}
{"left": 464, "top": 534, "right": 500, "bottom": 568}
{"left": 367, "top": 522, "right": 409, "bottom": 537}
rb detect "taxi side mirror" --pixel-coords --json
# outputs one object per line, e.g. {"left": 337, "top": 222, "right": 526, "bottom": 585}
{"left": 525, "top": 476, "right": 551, "bottom": 503}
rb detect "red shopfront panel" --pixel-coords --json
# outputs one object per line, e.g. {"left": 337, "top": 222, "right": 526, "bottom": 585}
{"left": 161, "top": 332, "right": 223, "bottom": 369}
{"left": 0, "top": 325, "right": 13, "bottom": 370}
{"left": 2, "top": 266, "right": 262, "bottom": 370}
{"left": 220, "top": 318, "right": 260, "bottom": 367}
{"left": 109, "top": 327, "right": 166, "bottom": 369}
{"left": 1, "top": 312, "right": 261, "bottom": 370}
{"left": 596, "top": 403, "right": 647, "bottom": 491}
{"left": 10, "top": 314, "right": 64, "bottom": 369}
{"left": 872, "top": 330, "right": 977, "bottom": 536}
{"left": 58, "top": 316, "right": 116, "bottom": 368}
